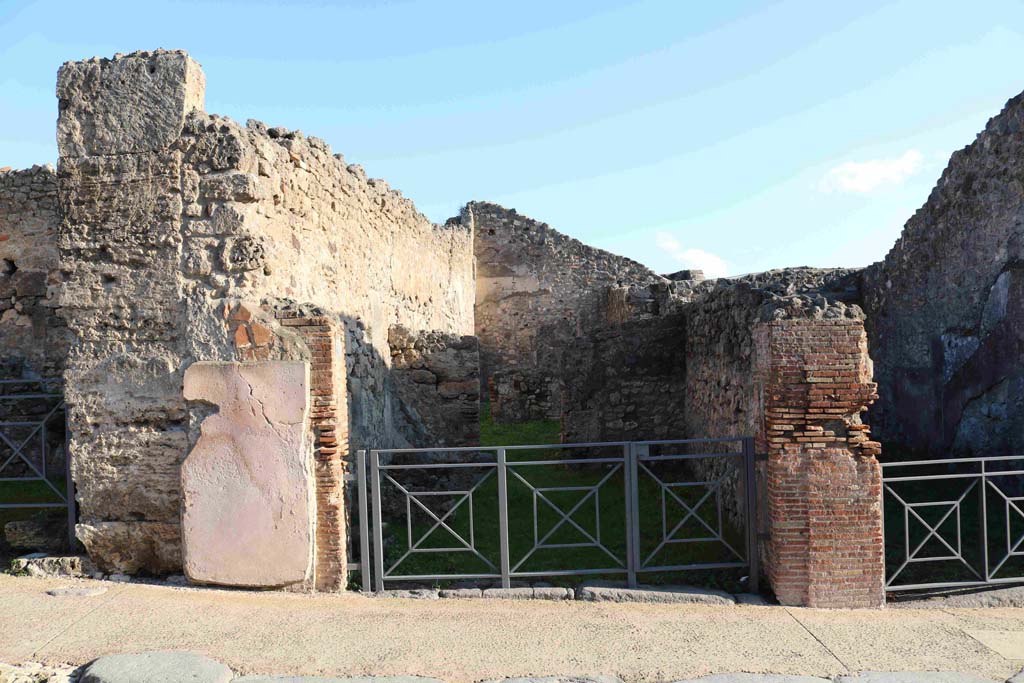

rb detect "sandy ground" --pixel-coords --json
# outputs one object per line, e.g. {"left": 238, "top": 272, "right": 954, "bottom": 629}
{"left": 0, "top": 574, "right": 1022, "bottom": 682}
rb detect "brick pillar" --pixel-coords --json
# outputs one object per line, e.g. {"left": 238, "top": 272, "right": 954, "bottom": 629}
{"left": 277, "top": 313, "right": 348, "bottom": 591}
{"left": 753, "top": 319, "right": 885, "bottom": 608}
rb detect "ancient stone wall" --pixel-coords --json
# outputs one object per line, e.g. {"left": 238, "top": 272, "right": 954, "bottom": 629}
{"left": 562, "top": 274, "right": 865, "bottom": 445}
{"left": 55, "top": 50, "right": 476, "bottom": 577}
{"left": 861, "top": 92, "right": 1024, "bottom": 458}
{"left": 0, "top": 166, "right": 67, "bottom": 383}
{"left": 388, "top": 325, "right": 480, "bottom": 447}
{"left": 466, "top": 201, "right": 663, "bottom": 422}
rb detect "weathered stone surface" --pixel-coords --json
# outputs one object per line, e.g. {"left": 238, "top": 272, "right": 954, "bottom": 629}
{"left": 861, "top": 92, "right": 1024, "bottom": 458}
{"left": 481, "top": 586, "right": 573, "bottom": 601}
{"left": 389, "top": 325, "right": 480, "bottom": 447}
{"left": 0, "top": 166, "right": 67, "bottom": 387}
{"left": 57, "top": 50, "right": 205, "bottom": 157}
{"left": 465, "top": 201, "right": 663, "bottom": 422}
{"left": 79, "top": 651, "right": 232, "bottom": 683}
{"left": 890, "top": 585, "right": 1024, "bottom": 609}
{"left": 181, "top": 361, "right": 312, "bottom": 588}
{"left": 48, "top": 49, "right": 476, "bottom": 579}
{"left": 9, "top": 554, "right": 89, "bottom": 578}
{"left": 575, "top": 583, "right": 735, "bottom": 604}
{"left": 234, "top": 678, "right": 445, "bottom": 683}
{"left": 0, "top": 660, "right": 79, "bottom": 683}
{"left": 47, "top": 585, "right": 107, "bottom": 597}
{"left": 673, "top": 677, "right": 829, "bottom": 683}
{"left": 481, "top": 677, "right": 624, "bottom": 683}
{"left": 438, "top": 587, "right": 483, "bottom": 599}
{"left": 75, "top": 522, "right": 181, "bottom": 575}
{"left": 380, "top": 589, "right": 439, "bottom": 600}
{"left": 836, "top": 673, "right": 1000, "bottom": 683}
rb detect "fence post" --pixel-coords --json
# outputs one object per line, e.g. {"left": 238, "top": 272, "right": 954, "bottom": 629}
{"left": 743, "top": 437, "right": 760, "bottom": 595}
{"left": 496, "top": 447, "right": 511, "bottom": 588}
{"left": 356, "top": 450, "right": 371, "bottom": 593}
{"left": 981, "top": 459, "right": 989, "bottom": 581}
{"left": 370, "top": 450, "right": 385, "bottom": 593}
{"left": 624, "top": 443, "right": 637, "bottom": 588}
{"left": 630, "top": 443, "right": 646, "bottom": 586}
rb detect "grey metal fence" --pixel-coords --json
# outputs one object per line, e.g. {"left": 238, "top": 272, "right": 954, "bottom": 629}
{"left": 0, "top": 379, "right": 74, "bottom": 547}
{"left": 883, "top": 455, "right": 1024, "bottom": 592}
{"left": 356, "top": 438, "right": 757, "bottom": 593}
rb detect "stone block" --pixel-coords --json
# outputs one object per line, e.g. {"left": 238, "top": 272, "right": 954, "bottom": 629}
{"left": 76, "top": 521, "right": 181, "bottom": 574}
{"left": 574, "top": 582, "right": 735, "bottom": 605}
{"left": 181, "top": 361, "right": 312, "bottom": 588}
{"left": 80, "top": 651, "right": 232, "bottom": 683}
{"left": 57, "top": 50, "right": 205, "bottom": 158}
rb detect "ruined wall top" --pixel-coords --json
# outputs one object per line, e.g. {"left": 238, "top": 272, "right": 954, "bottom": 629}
{"left": 57, "top": 49, "right": 205, "bottom": 158}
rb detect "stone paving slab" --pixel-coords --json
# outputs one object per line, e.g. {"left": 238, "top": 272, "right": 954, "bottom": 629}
{"left": 234, "top": 678, "right": 445, "bottom": 683}
{"left": 575, "top": 582, "right": 735, "bottom": 604}
{"left": 835, "top": 674, "right": 1002, "bottom": 683}
{"left": 669, "top": 676, "right": 830, "bottom": 683}
{"left": 80, "top": 651, "right": 233, "bottom": 683}
{"left": 891, "top": 586, "right": 1024, "bottom": 610}
{"left": 481, "top": 677, "right": 624, "bottom": 683}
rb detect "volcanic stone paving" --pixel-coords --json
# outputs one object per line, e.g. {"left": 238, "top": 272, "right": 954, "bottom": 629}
{"left": 6, "top": 657, "right": 1024, "bottom": 683}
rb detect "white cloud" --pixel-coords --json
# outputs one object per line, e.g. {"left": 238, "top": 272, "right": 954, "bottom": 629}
{"left": 655, "top": 232, "right": 729, "bottom": 278}
{"left": 818, "top": 149, "right": 924, "bottom": 194}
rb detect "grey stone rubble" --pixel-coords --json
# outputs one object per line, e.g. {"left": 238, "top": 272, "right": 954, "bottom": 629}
{"left": 9, "top": 554, "right": 91, "bottom": 578}
{"left": 0, "top": 660, "right": 79, "bottom": 683}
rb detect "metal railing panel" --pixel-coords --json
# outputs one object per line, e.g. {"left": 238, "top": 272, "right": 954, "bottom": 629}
{"left": 0, "top": 381, "right": 73, "bottom": 549}
{"left": 357, "top": 438, "right": 757, "bottom": 593}
{"left": 883, "top": 454, "right": 1024, "bottom": 592}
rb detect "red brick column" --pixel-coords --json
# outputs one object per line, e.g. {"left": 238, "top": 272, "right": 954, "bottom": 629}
{"left": 753, "top": 319, "right": 885, "bottom": 608}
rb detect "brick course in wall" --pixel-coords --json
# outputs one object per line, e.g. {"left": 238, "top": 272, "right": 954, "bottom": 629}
{"left": 754, "top": 319, "right": 884, "bottom": 609}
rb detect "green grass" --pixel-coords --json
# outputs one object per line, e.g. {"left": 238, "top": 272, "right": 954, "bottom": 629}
{"left": 479, "top": 401, "right": 562, "bottom": 447}
{"left": 378, "top": 404, "right": 748, "bottom": 591}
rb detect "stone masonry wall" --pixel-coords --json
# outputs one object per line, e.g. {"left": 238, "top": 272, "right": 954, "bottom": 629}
{"left": 466, "top": 201, "right": 663, "bottom": 422}
{"left": 861, "top": 92, "right": 1024, "bottom": 458}
{"left": 388, "top": 325, "right": 480, "bottom": 447}
{"left": 56, "top": 50, "right": 476, "bottom": 577}
{"left": 560, "top": 313, "right": 687, "bottom": 444}
{"left": 0, "top": 166, "right": 67, "bottom": 383}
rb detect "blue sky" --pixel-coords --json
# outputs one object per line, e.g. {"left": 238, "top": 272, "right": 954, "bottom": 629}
{"left": 2, "top": 0, "right": 1023, "bottom": 276}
